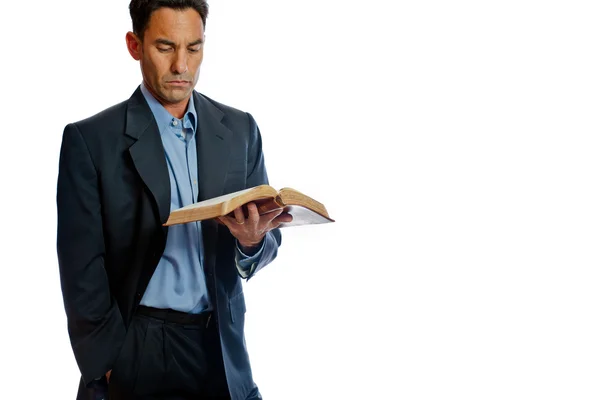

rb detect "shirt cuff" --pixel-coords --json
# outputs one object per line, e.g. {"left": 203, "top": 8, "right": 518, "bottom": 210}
{"left": 235, "top": 238, "right": 266, "bottom": 278}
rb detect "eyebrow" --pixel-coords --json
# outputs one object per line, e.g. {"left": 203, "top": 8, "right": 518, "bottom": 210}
{"left": 188, "top": 39, "right": 204, "bottom": 46}
{"left": 155, "top": 38, "right": 204, "bottom": 47}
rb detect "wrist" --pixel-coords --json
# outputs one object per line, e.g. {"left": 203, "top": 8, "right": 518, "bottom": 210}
{"left": 238, "top": 237, "right": 264, "bottom": 255}
{"left": 240, "top": 242, "right": 260, "bottom": 252}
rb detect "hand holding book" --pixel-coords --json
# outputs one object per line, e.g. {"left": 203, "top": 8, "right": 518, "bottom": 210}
{"left": 165, "top": 185, "right": 334, "bottom": 228}
{"left": 217, "top": 202, "right": 293, "bottom": 252}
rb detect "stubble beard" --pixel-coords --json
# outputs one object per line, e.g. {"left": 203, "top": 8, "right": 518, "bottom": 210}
{"left": 160, "top": 85, "right": 192, "bottom": 104}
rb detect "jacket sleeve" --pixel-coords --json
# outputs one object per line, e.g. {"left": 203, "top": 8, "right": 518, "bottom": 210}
{"left": 243, "top": 113, "right": 282, "bottom": 280}
{"left": 56, "top": 123, "right": 126, "bottom": 385}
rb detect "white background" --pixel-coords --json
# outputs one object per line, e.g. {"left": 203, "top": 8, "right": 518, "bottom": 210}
{"left": 1, "top": 0, "right": 599, "bottom": 398}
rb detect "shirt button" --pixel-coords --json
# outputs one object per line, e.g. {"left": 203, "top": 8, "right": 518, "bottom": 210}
{"left": 172, "top": 119, "right": 178, "bottom": 126}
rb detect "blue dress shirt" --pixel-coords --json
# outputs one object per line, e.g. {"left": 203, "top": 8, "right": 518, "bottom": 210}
{"left": 139, "top": 83, "right": 264, "bottom": 314}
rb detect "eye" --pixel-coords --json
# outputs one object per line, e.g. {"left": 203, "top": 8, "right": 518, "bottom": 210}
{"left": 157, "top": 47, "right": 172, "bottom": 53}
{"left": 188, "top": 47, "right": 202, "bottom": 53}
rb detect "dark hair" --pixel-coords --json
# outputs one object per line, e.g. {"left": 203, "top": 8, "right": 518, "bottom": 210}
{"left": 129, "top": 0, "right": 209, "bottom": 39}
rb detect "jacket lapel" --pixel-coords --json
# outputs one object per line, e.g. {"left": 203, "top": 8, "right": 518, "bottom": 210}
{"left": 193, "top": 92, "right": 233, "bottom": 286}
{"left": 193, "top": 91, "right": 233, "bottom": 202}
{"left": 125, "top": 87, "right": 171, "bottom": 226}
{"left": 123, "top": 88, "right": 232, "bottom": 228}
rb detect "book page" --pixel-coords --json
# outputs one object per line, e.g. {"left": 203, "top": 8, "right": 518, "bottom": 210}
{"left": 176, "top": 187, "right": 259, "bottom": 211}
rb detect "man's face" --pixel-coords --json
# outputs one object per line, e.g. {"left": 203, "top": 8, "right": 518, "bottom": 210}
{"left": 137, "top": 7, "right": 204, "bottom": 106}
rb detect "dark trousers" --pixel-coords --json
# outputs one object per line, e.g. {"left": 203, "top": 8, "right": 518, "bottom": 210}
{"left": 105, "top": 306, "right": 230, "bottom": 399}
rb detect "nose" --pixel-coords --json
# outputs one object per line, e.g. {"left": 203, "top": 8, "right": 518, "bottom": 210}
{"left": 171, "top": 49, "right": 188, "bottom": 75}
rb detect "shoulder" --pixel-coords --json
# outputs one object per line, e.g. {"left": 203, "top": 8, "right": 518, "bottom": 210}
{"left": 197, "top": 92, "right": 246, "bottom": 118}
{"left": 69, "top": 99, "right": 129, "bottom": 137}
{"left": 195, "top": 92, "right": 258, "bottom": 131}
{"left": 61, "top": 98, "right": 132, "bottom": 165}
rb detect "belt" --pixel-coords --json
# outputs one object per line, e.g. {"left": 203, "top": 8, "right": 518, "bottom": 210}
{"left": 136, "top": 305, "right": 212, "bottom": 326}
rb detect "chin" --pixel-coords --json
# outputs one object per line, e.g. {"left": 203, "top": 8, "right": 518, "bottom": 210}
{"left": 162, "top": 90, "right": 191, "bottom": 103}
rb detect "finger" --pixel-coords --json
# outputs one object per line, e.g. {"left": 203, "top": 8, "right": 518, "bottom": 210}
{"left": 273, "top": 213, "right": 294, "bottom": 224}
{"left": 247, "top": 202, "right": 260, "bottom": 224}
{"left": 274, "top": 212, "right": 293, "bottom": 223}
{"left": 218, "top": 216, "right": 236, "bottom": 230}
{"left": 233, "top": 207, "right": 245, "bottom": 224}
{"left": 270, "top": 212, "right": 293, "bottom": 228}
{"left": 260, "top": 208, "right": 283, "bottom": 224}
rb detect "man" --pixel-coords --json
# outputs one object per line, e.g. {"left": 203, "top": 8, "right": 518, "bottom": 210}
{"left": 56, "top": 1, "right": 291, "bottom": 398}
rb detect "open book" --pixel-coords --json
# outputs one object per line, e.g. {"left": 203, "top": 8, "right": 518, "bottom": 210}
{"left": 164, "top": 185, "right": 334, "bottom": 227}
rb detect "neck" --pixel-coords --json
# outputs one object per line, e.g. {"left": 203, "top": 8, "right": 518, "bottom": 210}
{"left": 143, "top": 81, "right": 190, "bottom": 119}
{"left": 163, "top": 102, "right": 189, "bottom": 120}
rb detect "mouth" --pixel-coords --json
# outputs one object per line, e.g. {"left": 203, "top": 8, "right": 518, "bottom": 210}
{"left": 166, "top": 80, "right": 191, "bottom": 87}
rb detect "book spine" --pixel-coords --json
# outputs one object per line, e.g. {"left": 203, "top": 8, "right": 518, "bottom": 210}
{"left": 256, "top": 197, "right": 284, "bottom": 215}
{"left": 275, "top": 195, "right": 285, "bottom": 207}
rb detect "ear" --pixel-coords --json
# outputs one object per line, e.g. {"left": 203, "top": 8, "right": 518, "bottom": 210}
{"left": 126, "top": 31, "right": 142, "bottom": 61}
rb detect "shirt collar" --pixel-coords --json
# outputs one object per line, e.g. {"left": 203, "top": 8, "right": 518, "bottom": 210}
{"left": 140, "top": 81, "right": 197, "bottom": 133}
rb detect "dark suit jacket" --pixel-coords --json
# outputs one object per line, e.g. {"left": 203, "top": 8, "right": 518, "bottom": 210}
{"left": 57, "top": 87, "right": 281, "bottom": 400}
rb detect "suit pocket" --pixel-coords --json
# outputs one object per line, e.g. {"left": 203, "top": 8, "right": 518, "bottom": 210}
{"left": 110, "top": 316, "right": 145, "bottom": 391}
{"left": 229, "top": 291, "right": 247, "bottom": 324}
{"left": 133, "top": 319, "right": 165, "bottom": 396}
